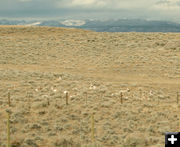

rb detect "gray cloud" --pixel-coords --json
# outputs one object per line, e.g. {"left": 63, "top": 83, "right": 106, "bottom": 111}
{"left": 155, "top": 0, "right": 180, "bottom": 9}
{"left": 0, "top": 0, "right": 179, "bottom": 22}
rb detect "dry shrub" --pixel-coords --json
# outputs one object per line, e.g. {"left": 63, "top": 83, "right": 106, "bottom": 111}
{"left": 54, "top": 138, "right": 80, "bottom": 147}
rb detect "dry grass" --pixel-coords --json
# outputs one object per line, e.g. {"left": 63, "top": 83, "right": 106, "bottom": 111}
{"left": 0, "top": 26, "right": 180, "bottom": 146}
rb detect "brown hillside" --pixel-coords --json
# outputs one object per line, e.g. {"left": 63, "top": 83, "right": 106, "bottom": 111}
{"left": 0, "top": 26, "right": 180, "bottom": 146}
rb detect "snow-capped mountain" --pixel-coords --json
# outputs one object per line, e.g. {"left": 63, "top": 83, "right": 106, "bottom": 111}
{"left": 60, "top": 20, "right": 86, "bottom": 26}
{"left": 0, "top": 19, "right": 180, "bottom": 32}
{"left": 25, "top": 22, "right": 41, "bottom": 26}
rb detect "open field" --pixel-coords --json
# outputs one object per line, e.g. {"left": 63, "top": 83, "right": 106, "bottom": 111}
{"left": 0, "top": 26, "right": 180, "bottom": 147}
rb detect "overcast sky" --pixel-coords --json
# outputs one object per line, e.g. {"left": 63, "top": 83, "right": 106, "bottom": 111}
{"left": 0, "top": 0, "right": 180, "bottom": 22}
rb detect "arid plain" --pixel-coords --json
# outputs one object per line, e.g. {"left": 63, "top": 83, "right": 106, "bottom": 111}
{"left": 0, "top": 26, "right": 180, "bottom": 147}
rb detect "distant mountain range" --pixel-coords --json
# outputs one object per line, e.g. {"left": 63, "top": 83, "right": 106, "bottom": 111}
{"left": 0, "top": 19, "right": 180, "bottom": 32}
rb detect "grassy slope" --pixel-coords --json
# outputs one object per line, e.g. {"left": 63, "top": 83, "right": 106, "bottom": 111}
{"left": 0, "top": 26, "right": 180, "bottom": 146}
